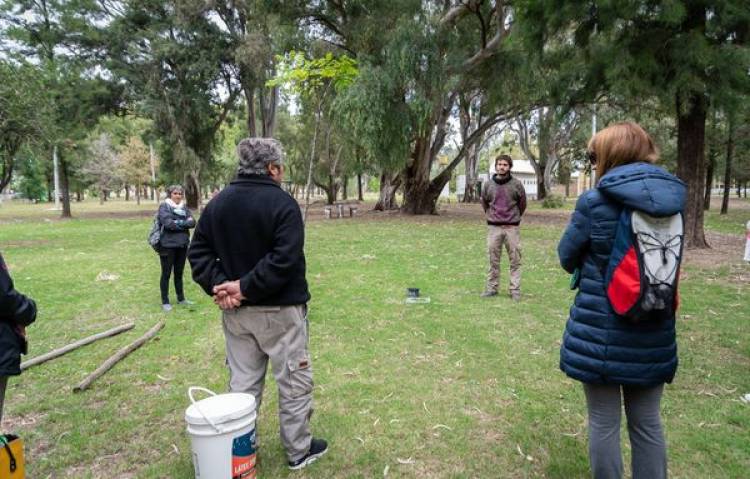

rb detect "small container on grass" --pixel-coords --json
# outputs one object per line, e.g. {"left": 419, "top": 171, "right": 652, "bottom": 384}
{"left": 405, "top": 287, "right": 430, "bottom": 304}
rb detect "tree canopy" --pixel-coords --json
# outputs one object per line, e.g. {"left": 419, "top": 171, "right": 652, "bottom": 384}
{"left": 0, "top": 0, "right": 747, "bottom": 243}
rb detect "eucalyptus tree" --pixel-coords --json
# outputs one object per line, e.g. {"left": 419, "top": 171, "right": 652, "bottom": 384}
{"left": 515, "top": 0, "right": 750, "bottom": 247}
{"left": 268, "top": 50, "right": 358, "bottom": 217}
{"left": 296, "top": 0, "right": 523, "bottom": 214}
{"left": 457, "top": 92, "right": 503, "bottom": 203}
{"left": 512, "top": 107, "right": 581, "bottom": 199}
{"left": 206, "top": 0, "right": 301, "bottom": 137}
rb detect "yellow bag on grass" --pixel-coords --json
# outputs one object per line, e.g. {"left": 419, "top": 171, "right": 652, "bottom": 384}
{"left": 0, "top": 434, "right": 24, "bottom": 479}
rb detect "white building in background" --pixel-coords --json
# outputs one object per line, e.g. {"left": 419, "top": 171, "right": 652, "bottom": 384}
{"left": 456, "top": 175, "right": 466, "bottom": 199}
{"left": 487, "top": 159, "right": 538, "bottom": 200}
{"left": 440, "top": 182, "right": 450, "bottom": 200}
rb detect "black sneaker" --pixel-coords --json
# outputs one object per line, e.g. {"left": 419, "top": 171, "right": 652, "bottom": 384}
{"left": 288, "top": 438, "right": 328, "bottom": 470}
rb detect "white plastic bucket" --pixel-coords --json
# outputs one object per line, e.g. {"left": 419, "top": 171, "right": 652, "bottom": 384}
{"left": 185, "top": 387, "right": 257, "bottom": 479}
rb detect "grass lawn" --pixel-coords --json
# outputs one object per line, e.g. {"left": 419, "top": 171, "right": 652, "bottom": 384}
{"left": 0, "top": 198, "right": 748, "bottom": 478}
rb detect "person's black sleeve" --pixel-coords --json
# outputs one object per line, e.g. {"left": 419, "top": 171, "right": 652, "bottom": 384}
{"left": 239, "top": 200, "right": 304, "bottom": 302}
{"left": 0, "top": 253, "right": 37, "bottom": 326}
{"left": 188, "top": 208, "right": 228, "bottom": 296}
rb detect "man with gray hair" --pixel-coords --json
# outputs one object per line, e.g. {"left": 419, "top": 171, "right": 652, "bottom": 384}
{"left": 188, "top": 138, "right": 328, "bottom": 470}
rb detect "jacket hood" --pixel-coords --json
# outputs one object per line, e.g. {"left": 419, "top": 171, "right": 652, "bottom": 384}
{"left": 597, "top": 162, "right": 686, "bottom": 216}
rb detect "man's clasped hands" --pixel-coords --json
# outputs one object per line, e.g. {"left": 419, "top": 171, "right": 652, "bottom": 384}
{"left": 212, "top": 281, "right": 246, "bottom": 310}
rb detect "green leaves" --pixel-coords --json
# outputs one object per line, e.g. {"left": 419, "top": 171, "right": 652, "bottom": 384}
{"left": 267, "top": 50, "right": 359, "bottom": 97}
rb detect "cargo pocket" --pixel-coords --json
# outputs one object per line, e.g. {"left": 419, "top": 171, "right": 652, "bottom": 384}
{"left": 287, "top": 350, "right": 313, "bottom": 398}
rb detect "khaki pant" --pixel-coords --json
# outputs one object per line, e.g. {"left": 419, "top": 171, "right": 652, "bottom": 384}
{"left": 222, "top": 304, "right": 313, "bottom": 462}
{"left": 486, "top": 225, "right": 522, "bottom": 294}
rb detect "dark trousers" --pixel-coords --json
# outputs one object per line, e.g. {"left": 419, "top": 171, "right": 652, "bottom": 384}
{"left": 583, "top": 383, "right": 667, "bottom": 479}
{"left": 159, "top": 247, "right": 187, "bottom": 304}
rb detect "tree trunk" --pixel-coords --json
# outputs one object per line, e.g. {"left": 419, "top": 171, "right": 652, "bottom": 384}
{"left": 125, "top": 184, "right": 130, "bottom": 201}
{"left": 320, "top": 175, "right": 338, "bottom": 205}
{"left": 462, "top": 142, "right": 480, "bottom": 202}
{"left": 704, "top": 150, "right": 714, "bottom": 210}
{"left": 676, "top": 93, "right": 708, "bottom": 247}
{"left": 242, "top": 67, "right": 257, "bottom": 137}
{"left": 342, "top": 176, "right": 348, "bottom": 200}
{"left": 705, "top": 111, "right": 718, "bottom": 210}
{"left": 260, "top": 85, "right": 278, "bottom": 137}
{"left": 402, "top": 136, "right": 438, "bottom": 214}
{"left": 721, "top": 115, "right": 734, "bottom": 215}
{"left": 402, "top": 181, "right": 440, "bottom": 214}
{"left": 357, "top": 173, "right": 363, "bottom": 201}
{"left": 374, "top": 172, "right": 401, "bottom": 211}
{"left": 401, "top": 93, "right": 455, "bottom": 214}
{"left": 534, "top": 114, "right": 552, "bottom": 200}
{"left": 60, "top": 158, "right": 72, "bottom": 218}
{"left": 99, "top": 189, "right": 105, "bottom": 205}
{"left": 185, "top": 172, "right": 201, "bottom": 210}
{"left": 136, "top": 185, "right": 141, "bottom": 205}
{"left": 537, "top": 179, "right": 547, "bottom": 200}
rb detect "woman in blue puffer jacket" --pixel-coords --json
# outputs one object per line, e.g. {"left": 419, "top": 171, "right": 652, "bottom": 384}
{"left": 558, "top": 122, "right": 686, "bottom": 479}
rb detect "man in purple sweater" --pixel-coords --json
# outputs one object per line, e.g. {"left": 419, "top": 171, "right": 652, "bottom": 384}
{"left": 480, "top": 154, "right": 527, "bottom": 300}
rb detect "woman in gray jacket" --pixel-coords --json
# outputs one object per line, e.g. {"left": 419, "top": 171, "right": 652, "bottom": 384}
{"left": 157, "top": 185, "right": 196, "bottom": 311}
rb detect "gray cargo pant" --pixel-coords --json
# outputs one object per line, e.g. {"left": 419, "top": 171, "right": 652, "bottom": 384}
{"left": 485, "top": 225, "right": 522, "bottom": 294}
{"left": 583, "top": 383, "right": 667, "bottom": 479}
{"left": 222, "top": 304, "right": 313, "bottom": 462}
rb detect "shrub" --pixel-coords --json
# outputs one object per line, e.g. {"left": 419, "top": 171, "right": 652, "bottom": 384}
{"left": 542, "top": 194, "right": 564, "bottom": 209}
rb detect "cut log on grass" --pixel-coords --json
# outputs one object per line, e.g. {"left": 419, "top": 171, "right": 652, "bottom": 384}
{"left": 73, "top": 320, "right": 165, "bottom": 393}
{"left": 21, "top": 322, "right": 136, "bottom": 371}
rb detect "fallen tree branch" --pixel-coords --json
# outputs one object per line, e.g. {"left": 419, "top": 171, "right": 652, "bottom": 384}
{"left": 73, "top": 320, "right": 165, "bottom": 393}
{"left": 21, "top": 322, "right": 135, "bottom": 371}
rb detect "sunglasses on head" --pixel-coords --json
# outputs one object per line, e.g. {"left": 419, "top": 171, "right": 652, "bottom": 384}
{"left": 586, "top": 150, "right": 597, "bottom": 165}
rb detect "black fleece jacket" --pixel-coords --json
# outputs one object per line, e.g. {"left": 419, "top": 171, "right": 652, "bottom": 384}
{"left": 188, "top": 175, "right": 310, "bottom": 306}
{"left": 0, "top": 252, "right": 37, "bottom": 376}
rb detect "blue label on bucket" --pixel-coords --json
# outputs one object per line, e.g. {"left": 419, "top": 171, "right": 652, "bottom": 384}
{"left": 232, "top": 429, "right": 256, "bottom": 479}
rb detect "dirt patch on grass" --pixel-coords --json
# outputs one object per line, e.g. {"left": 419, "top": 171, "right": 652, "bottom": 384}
{"left": 304, "top": 201, "right": 571, "bottom": 226}
{"left": 64, "top": 453, "right": 136, "bottom": 479}
{"left": 2, "top": 411, "right": 47, "bottom": 430}
{"left": 684, "top": 231, "right": 746, "bottom": 269}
